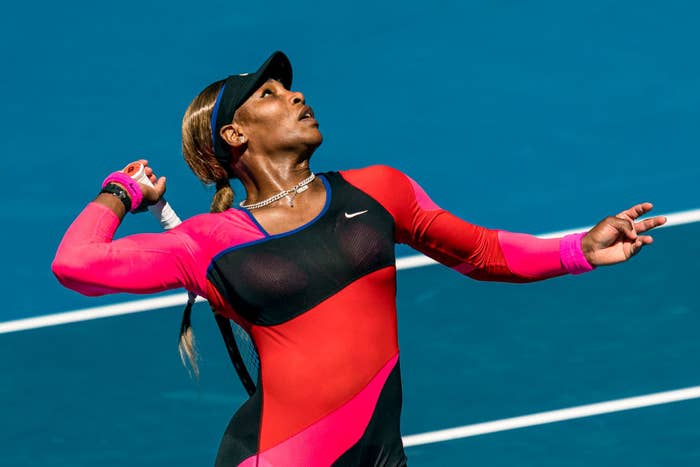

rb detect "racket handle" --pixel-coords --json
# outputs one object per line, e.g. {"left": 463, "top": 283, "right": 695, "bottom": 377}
{"left": 123, "top": 162, "right": 182, "bottom": 230}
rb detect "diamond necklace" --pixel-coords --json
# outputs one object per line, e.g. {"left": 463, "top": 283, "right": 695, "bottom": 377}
{"left": 239, "top": 173, "right": 316, "bottom": 210}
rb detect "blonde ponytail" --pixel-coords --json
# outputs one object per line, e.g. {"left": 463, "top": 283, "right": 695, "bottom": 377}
{"left": 178, "top": 294, "right": 199, "bottom": 379}
{"left": 178, "top": 78, "right": 239, "bottom": 378}
{"left": 211, "top": 179, "right": 234, "bottom": 213}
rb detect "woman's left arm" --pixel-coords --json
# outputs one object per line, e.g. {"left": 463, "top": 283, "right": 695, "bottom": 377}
{"left": 348, "top": 166, "right": 666, "bottom": 283}
{"left": 410, "top": 180, "right": 666, "bottom": 282}
{"left": 422, "top": 203, "right": 666, "bottom": 282}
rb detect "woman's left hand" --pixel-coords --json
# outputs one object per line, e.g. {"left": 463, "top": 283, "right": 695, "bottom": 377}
{"left": 582, "top": 202, "right": 667, "bottom": 267}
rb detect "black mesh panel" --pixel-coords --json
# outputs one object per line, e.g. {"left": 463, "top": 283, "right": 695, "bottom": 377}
{"left": 207, "top": 172, "right": 396, "bottom": 326}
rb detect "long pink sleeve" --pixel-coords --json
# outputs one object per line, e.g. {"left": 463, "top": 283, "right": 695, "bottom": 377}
{"left": 52, "top": 202, "right": 202, "bottom": 296}
{"left": 340, "top": 165, "right": 594, "bottom": 282}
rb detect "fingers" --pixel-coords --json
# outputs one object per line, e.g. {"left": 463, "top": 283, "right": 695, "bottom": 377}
{"left": 606, "top": 216, "right": 637, "bottom": 241}
{"left": 639, "top": 235, "right": 654, "bottom": 245}
{"left": 147, "top": 168, "right": 158, "bottom": 185}
{"left": 153, "top": 176, "right": 167, "bottom": 196}
{"left": 634, "top": 215, "right": 667, "bottom": 234}
{"left": 617, "top": 202, "right": 653, "bottom": 221}
{"left": 629, "top": 235, "right": 654, "bottom": 258}
{"left": 137, "top": 176, "right": 166, "bottom": 206}
{"left": 634, "top": 235, "right": 654, "bottom": 249}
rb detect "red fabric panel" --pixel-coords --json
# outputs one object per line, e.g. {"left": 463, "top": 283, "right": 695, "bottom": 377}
{"left": 251, "top": 266, "right": 399, "bottom": 451}
{"left": 239, "top": 355, "right": 399, "bottom": 467}
{"left": 340, "top": 165, "right": 568, "bottom": 283}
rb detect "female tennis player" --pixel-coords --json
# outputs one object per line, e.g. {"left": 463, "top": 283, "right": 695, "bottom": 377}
{"left": 52, "top": 51, "right": 666, "bottom": 466}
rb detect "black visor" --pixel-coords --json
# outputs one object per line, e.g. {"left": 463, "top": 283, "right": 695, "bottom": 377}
{"left": 210, "top": 51, "right": 293, "bottom": 175}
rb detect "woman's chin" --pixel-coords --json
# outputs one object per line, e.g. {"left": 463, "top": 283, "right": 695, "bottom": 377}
{"left": 307, "top": 130, "right": 324, "bottom": 148}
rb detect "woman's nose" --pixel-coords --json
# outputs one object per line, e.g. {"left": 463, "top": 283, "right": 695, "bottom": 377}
{"left": 289, "top": 90, "right": 305, "bottom": 105}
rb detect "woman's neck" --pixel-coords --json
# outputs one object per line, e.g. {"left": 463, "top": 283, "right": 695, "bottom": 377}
{"left": 233, "top": 154, "right": 314, "bottom": 204}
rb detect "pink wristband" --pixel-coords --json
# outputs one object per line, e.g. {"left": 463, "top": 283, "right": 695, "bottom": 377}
{"left": 101, "top": 172, "right": 144, "bottom": 212}
{"left": 560, "top": 232, "right": 595, "bottom": 274}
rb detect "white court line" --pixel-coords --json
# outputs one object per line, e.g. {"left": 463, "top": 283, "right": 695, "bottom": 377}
{"left": 402, "top": 385, "right": 700, "bottom": 447}
{"left": 1, "top": 207, "right": 699, "bottom": 335}
{"left": 0, "top": 294, "right": 208, "bottom": 334}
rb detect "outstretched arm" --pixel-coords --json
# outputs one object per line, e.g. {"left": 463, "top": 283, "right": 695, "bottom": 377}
{"left": 340, "top": 166, "right": 665, "bottom": 283}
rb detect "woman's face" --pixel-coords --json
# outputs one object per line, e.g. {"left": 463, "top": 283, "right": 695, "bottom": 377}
{"left": 231, "top": 79, "right": 323, "bottom": 157}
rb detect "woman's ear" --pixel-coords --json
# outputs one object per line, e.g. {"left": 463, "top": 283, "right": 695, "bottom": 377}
{"left": 220, "top": 124, "right": 247, "bottom": 148}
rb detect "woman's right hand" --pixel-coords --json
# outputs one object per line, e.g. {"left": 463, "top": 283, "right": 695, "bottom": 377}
{"left": 135, "top": 159, "right": 167, "bottom": 206}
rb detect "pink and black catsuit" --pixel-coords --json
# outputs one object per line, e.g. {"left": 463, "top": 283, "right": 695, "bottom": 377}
{"left": 53, "top": 165, "right": 593, "bottom": 466}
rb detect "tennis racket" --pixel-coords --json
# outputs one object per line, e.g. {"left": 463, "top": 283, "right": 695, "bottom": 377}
{"left": 123, "top": 162, "right": 259, "bottom": 396}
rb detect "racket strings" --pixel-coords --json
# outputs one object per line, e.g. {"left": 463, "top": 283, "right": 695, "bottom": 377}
{"left": 232, "top": 322, "right": 259, "bottom": 384}
{"left": 214, "top": 312, "right": 259, "bottom": 396}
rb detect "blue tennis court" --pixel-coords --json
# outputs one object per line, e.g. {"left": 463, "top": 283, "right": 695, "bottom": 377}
{"left": 2, "top": 1, "right": 699, "bottom": 465}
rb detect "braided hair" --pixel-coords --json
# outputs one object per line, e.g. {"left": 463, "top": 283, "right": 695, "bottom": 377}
{"left": 179, "top": 79, "right": 236, "bottom": 377}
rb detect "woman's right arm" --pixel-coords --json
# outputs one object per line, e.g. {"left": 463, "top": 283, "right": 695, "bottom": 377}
{"left": 52, "top": 176, "right": 201, "bottom": 297}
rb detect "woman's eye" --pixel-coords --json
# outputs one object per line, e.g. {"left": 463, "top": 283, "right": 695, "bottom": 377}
{"left": 261, "top": 89, "right": 273, "bottom": 97}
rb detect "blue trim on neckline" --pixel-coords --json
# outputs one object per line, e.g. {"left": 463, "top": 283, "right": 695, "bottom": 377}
{"left": 233, "top": 174, "right": 331, "bottom": 239}
{"left": 237, "top": 205, "right": 269, "bottom": 236}
{"left": 208, "top": 175, "right": 332, "bottom": 273}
